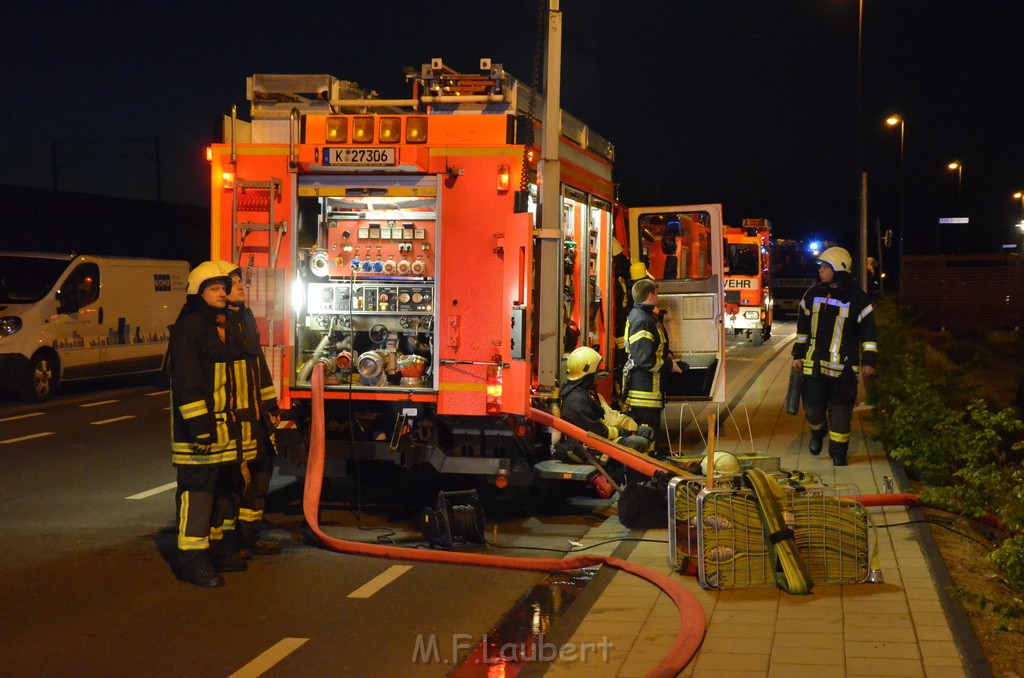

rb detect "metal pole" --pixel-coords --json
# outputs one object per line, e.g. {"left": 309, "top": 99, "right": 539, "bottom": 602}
{"left": 898, "top": 119, "right": 904, "bottom": 262}
{"left": 860, "top": 172, "right": 868, "bottom": 292}
{"left": 536, "top": 0, "right": 563, "bottom": 390}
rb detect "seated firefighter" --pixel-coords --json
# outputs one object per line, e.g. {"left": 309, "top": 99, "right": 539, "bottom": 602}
{"left": 555, "top": 346, "right": 655, "bottom": 494}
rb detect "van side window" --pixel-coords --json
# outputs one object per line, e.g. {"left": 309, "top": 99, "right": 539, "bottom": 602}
{"left": 59, "top": 264, "right": 100, "bottom": 312}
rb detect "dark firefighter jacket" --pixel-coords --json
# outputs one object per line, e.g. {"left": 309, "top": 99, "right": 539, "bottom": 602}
{"left": 624, "top": 302, "right": 667, "bottom": 410}
{"left": 612, "top": 253, "right": 631, "bottom": 350}
{"left": 559, "top": 374, "right": 623, "bottom": 441}
{"left": 792, "top": 276, "right": 878, "bottom": 378}
{"left": 169, "top": 302, "right": 257, "bottom": 466}
{"left": 229, "top": 303, "right": 280, "bottom": 441}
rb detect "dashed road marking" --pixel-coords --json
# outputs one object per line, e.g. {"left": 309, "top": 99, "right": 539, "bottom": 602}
{"left": 90, "top": 415, "right": 137, "bottom": 425}
{"left": 80, "top": 399, "right": 118, "bottom": 408}
{"left": 230, "top": 637, "right": 310, "bottom": 678}
{"left": 126, "top": 482, "right": 176, "bottom": 500}
{"left": 347, "top": 565, "right": 413, "bottom": 598}
{"left": 1, "top": 432, "right": 55, "bottom": 444}
{"left": 0, "top": 412, "right": 45, "bottom": 422}
{"left": 147, "top": 390, "right": 169, "bottom": 397}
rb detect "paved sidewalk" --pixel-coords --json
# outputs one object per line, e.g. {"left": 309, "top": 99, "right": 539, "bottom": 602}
{"left": 542, "top": 337, "right": 985, "bottom": 677}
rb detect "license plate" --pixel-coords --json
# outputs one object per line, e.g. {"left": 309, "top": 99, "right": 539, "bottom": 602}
{"left": 322, "top": 147, "right": 396, "bottom": 167}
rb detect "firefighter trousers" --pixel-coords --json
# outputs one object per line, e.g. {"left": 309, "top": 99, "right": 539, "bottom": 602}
{"left": 801, "top": 372, "right": 858, "bottom": 461}
{"left": 175, "top": 464, "right": 243, "bottom": 553}
{"left": 238, "top": 431, "right": 274, "bottom": 543}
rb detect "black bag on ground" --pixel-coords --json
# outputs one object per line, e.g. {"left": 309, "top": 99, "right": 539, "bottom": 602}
{"left": 618, "top": 480, "right": 668, "bottom": 529}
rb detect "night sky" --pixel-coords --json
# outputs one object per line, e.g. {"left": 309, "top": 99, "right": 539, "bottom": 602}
{"left": 4, "top": 1, "right": 1022, "bottom": 257}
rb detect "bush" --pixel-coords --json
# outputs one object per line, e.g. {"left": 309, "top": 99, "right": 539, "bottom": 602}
{"left": 870, "top": 297, "right": 1024, "bottom": 588}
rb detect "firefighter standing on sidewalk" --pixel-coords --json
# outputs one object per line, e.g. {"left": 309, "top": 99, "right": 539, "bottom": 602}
{"left": 169, "top": 262, "right": 251, "bottom": 588}
{"left": 623, "top": 277, "right": 682, "bottom": 454}
{"left": 217, "top": 261, "right": 283, "bottom": 556}
{"left": 791, "top": 246, "right": 877, "bottom": 466}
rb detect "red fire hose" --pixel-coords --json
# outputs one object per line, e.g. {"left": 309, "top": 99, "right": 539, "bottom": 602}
{"left": 302, "top": 363, "right": 706, "bottom": 677}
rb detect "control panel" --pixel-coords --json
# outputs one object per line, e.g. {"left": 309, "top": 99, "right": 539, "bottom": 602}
{"left": 307, "top": 282, "right": 434, "bottom": 315}
{"left": 318, "top": 217, "right": 436, "bottom": 279}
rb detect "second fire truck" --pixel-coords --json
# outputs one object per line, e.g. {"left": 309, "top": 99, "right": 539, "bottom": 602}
{"left": 723, "top": 218, "right": 772, "bottom": 346}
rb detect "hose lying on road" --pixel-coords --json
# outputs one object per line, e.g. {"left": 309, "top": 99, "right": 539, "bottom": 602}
{"left": 302, "top": 363, "right": 706, "bottom": 678}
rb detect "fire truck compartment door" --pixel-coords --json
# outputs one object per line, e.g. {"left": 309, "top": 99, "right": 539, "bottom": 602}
{"left": 627, "top": 203, "right": 725, "bottom": 403}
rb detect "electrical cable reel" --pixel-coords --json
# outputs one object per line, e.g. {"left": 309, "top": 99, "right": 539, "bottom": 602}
{"left": 419, "top": 489, "right": 485, "bottom": 549}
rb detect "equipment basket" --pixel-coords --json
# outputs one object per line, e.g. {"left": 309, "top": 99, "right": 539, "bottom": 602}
{"left": 668, "top": 474, "right": 874, "bottom": 590}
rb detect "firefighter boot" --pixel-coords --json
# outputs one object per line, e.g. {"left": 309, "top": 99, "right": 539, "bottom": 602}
{"left": 175, "top": 550, "right": 225, "bottom": 588}
{"left": 209, "top": 539, "right": 248, "bottom": 572}
{"left": 238, "top": 520, "right": 282, "bottom": 556}
{"left": 808, "top": 432, "right": 826, "bottom": 456}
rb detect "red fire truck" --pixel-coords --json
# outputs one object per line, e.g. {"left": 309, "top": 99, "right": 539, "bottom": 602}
{"left": 723, "top": 218, "right": 772, "bottom": 345}
{"left": 206, "top": 61, "right": 724, "bottom": 487}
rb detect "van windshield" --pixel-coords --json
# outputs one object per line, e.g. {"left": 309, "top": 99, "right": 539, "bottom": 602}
{"left": 0, "top": 256, "right": 70, "bottom": 303}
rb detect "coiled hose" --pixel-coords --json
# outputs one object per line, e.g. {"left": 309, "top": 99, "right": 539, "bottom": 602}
{"left": 302, "top": 363, "right": 706, "bottom": 677}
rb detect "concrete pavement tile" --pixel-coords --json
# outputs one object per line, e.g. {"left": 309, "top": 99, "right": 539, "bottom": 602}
{"left": 841, "top": 599, "right": 914, "bottom": 616}
{"left": 845, "top": 640, "right": 922, "bottom": 659}
{"left": 843, "top": 657, "right": 925, "bottom": 676}
{"left": 702, "top": 622, "right": 774, "bottom": 640}
{"left": 909, "top": 611, "right": 950, "bottom": 626}
{"left": 843, "top": 623, "right": 918, "bottom": 643}
{"left": 589, "top": 596, "right": 659, "bottom": 613}
{"left": 770, "top": 631, "right": 844, "bottom": 649}
{"left": 917, "top": 640, "right": 963, "bottom": 660}
{"left": 912, "top": 625, "right": 954, "bottom": 643}
{"left": 698, "top": 632, "right": 774, "bottom": 655}
{"left": 542, "top": 659, "right": 624, "bottom": 677}
{"left": 767, "top": 662, "right": 847, "bottom": 678}
{"left": 707, "top": 609, "right": 777, "bottom": 625}
{"left": 692, "top": 651, "right": 770, "bottom": 673}
{"left": 842, "top": 611, "right": 914, "bottom": 628}
{"left": 689, "top": 670, "right": 766, "bottom": 678}
{"left": 923, "top": 659, "right": 970, "bottom": 674}
{"left": 907, "top": 599, "right": 946, "bottom": 615}
{"left": 776, "top": 603, "right": 844, "bottom": 621}
{"left": 770, "top": 643, "right": 845, "bottom": 666}
{"left": 772, "top": 617, "right": 843, "bottom": 634}
{"left": 574, "top": 619, "right": 645, "bottom": 638}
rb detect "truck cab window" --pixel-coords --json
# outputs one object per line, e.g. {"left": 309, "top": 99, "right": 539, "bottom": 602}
{"left": 59, "top": 263, "right": 100, "bottom": 312}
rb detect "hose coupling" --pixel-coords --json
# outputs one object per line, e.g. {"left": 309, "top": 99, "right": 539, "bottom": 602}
{"left": 866, "top": 569, "right": 884, "bottom": 584}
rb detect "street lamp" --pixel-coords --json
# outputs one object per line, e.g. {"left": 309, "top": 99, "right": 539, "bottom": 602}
{"left": 885, "top": 114, "right": 905, "bottom": 262}
{"left": 947, "top": 161, "right": 963, "bottom": 210}
{"left": 1014, "top": 191, "right": 1024, "bottom": 220}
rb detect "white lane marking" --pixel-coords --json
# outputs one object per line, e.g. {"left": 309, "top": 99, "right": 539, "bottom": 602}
{"left": 0, "top": 412, "right": 45, "bottom": 422}
{"left": 90, "top": 415, "right": 137, "bottom": 425}
{"left": 80, "top": 399, "right": 118, "bottom": 408}
{"left": 229, "top": 637, "right": 309, "bottom": 678}
{"left": 126, "top": 482, "right": 176, "bottom": 500}
{"left": 0, "top": 432, "right": 55, "bottom": 444}
{"left": 147, "top": 390, "right": 169, "bottom": 397}
{"left": 346, "top": 565, "right": 413, "bottom": 598}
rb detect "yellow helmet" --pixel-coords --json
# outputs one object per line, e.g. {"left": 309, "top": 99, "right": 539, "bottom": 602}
{"left": 186, "top": 261, "right": 232, "bottom": 295}
{"left": 213, "top": 259, "right": 242, "bottom": 279}
{"left": 818, "top": 247, "right": 852, "bottom": 273}
{"left": 566, "top": 346, "right": 602, "bottom": 380}
{"left": 629, "top": 262, "right": 651, "bottom": 281}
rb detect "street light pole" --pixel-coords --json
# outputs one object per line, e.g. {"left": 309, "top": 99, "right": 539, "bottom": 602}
{"left": 1014, "top": 191, "right": 1024, "bottom": 220}
{"left": 948, "top": 161, "right": 963, "bottom": 210}
{"left": 885, "top": 114, "right": 905, "bottom": 262}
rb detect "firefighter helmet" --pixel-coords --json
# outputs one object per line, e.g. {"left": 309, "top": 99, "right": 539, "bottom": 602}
{"left": 566, "top": 346, "right": 602, "bottom": 380}
{"left": 213, "top": 259, "right": 242, "bottom": 279}
{"left": 629, "top": 262, "right": 652, "bottom": 281}
{"left": 701, "top": 451, "right": 740, "bottom": 476}
{"left": 818, "top": 247, "right": 852, "bottom": 273}
{"left": 186, "top": 261, "right": 232, "bottom": 296}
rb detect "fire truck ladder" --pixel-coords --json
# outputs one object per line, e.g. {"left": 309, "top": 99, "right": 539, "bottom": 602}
{"left": 232, "top": 178, "right": 287, "bottom": 267}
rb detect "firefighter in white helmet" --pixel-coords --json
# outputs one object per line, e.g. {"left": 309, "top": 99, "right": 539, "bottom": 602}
{"left": 168, "top": 261, "right": 250, "bottom": 587}
{"left": 556, "top": 346, "right": 655, "bottom": 497}
{"left": 791, "top": 246, "right": 877, "bottom": 466}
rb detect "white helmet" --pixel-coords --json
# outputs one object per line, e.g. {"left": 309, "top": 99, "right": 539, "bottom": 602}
{"left": 818, "top": 247, "right": 852, "bottom": 273}
{"left": 186, "top": 261, "right": 232, "bottom": 295}
{"left": 700, "top": 451, "right": 740, "bottom": 476}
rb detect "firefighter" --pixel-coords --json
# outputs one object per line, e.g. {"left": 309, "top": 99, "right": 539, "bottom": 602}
{"left": 611, "top": 242, "right": 637, "bottom": 404}
{"left": 169, "top": 261, "right": 250, "bottom": 587}
{"left": 555, "top": 346, "right": 655, "bottom": 496}
{"left": 623, "top": 278, "right": 683, "bottom": 454}
{"left": 791, "top": 246, "right": 877, "bottom": 466}
{"left": 216, "top": 261, "right": 283, "bottom": 557}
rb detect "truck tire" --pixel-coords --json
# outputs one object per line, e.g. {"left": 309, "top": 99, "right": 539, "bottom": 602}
{"left": 752, "top": 332, "right": 764, "bottom": 347}
{"left": 20, "top": 351, "right": 60, "bottom": 403}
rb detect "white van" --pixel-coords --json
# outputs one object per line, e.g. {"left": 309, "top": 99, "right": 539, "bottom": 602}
{"left": 0, "top": 252, "right": 189, "bottom": 402}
